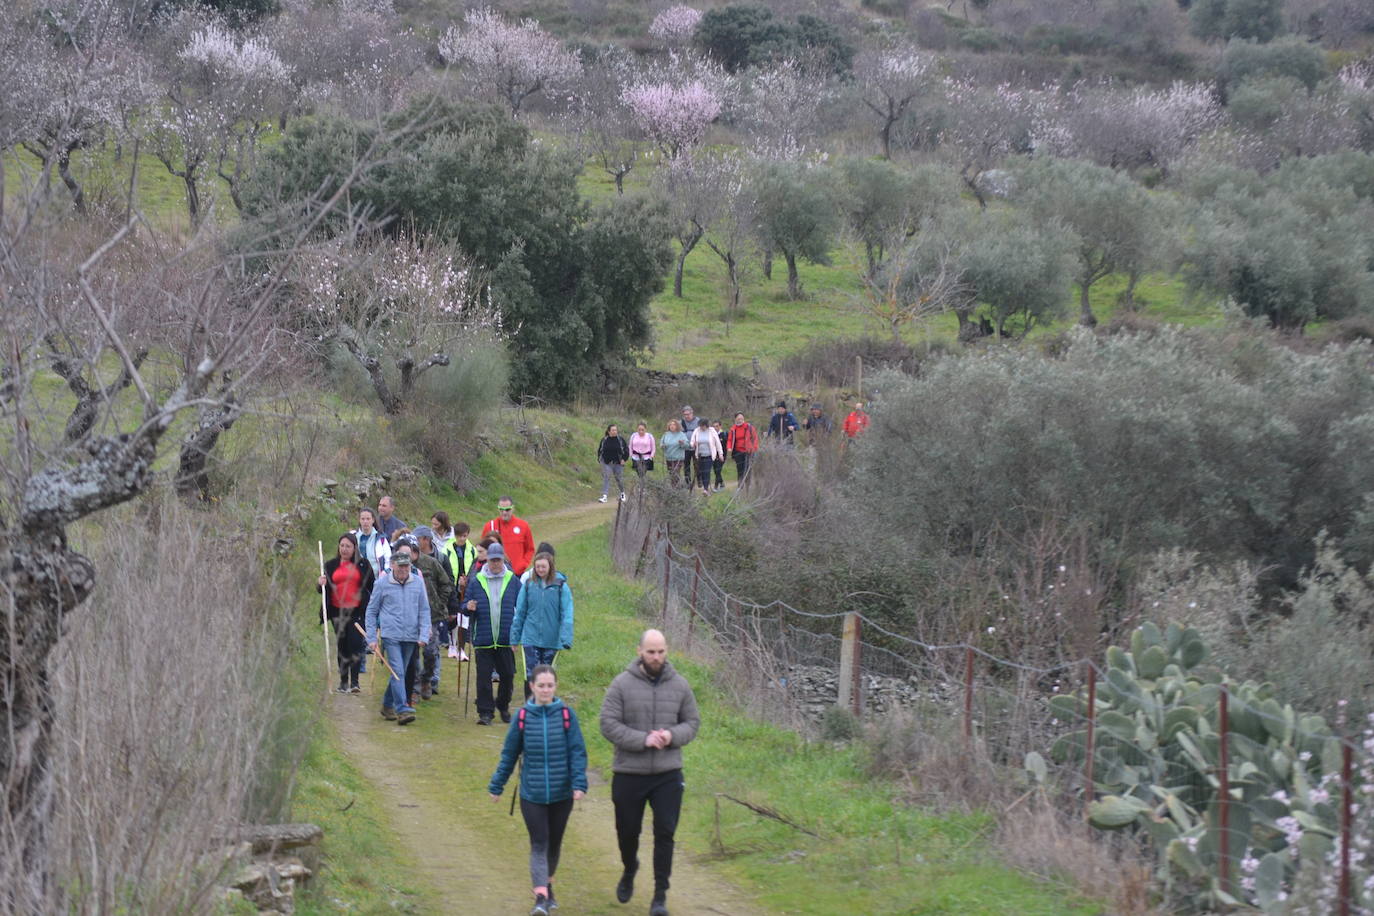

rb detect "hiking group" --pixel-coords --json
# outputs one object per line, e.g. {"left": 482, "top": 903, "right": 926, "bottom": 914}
{"left": 597, "top": 400, "right": 870, "bottom": 502}
{"left": 317, "top": 495, "right": 700, "bottom": 916}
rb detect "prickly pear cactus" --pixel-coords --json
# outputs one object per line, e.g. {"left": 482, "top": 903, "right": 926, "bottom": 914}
{"left": 1050, "top": 622, "right": 1342, "bottom": 912}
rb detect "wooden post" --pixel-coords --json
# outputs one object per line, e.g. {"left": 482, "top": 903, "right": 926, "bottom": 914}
{"left": 963, "top": 646, "right": 975, "bottom": 748}
{"left": 1084, "top": 664, "right": 1097, "bottom": 816}
{"left": 837, "top": 612, "right": 863, "bottom": 718}
{"left": 856, "top": 354, "right": 863, "bottom": 401}
{"left": 613, "top": 493, "right": 623, "bottom": 545}
{"left": 1218, "top": 687, "right": 1231, "bottom": 902}
{"left": 1340, "top": 742, "right": 1353, "bottom": 916}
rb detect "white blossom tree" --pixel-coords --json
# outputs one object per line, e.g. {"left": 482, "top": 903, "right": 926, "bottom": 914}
{"left": 856, "top": 45, "right": 932, "bottom": 160}
{"left": 295, "top": 234, "right": 499, "bottom": 415}
{"left": 737, "top": 59, "right": 830, "bottom": 160}
{"left": 621, "top": 78, "right": 722, "bottom": 161}
{"left": 439, "top": 8, "right": 581, "bottom": 117}
{"left": 149, "top": 16, "right": 295, "bottom": 224}
{"left": 649, "top": 5, "right": 703, "bottom": 45}
{"left": 939, "top": 79, "right": 1042, "bottom": 207}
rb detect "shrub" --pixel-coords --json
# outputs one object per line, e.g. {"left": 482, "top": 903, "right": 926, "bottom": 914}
{"left": 1218, "top": 35, "right": 1327, "bottom": 92}
{"left": 850, "top": 330, "right": 1374, "bottom": 594}
{"left": 778, "top": 335, "right": 940, "bottom": 390}
{"left": 694, "top": 5, "right": 855, "bottom": 74}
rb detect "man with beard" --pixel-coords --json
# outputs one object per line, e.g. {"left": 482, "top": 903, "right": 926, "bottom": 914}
{"left": 599, "top": 630, "right": 700, "bottom": 916}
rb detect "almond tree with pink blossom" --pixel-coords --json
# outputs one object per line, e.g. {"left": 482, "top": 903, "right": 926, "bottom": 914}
{"left": 621, "top": 76, "right": 723, "bottom": 161}
{"left": 439, "top": 7, "right": 581, "bottom": 116}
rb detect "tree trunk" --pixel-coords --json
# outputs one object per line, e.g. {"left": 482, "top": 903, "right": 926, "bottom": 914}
{"left": 56, "top": 145, "right": 87, "bottom": 215}
{"left": 785, "top": 252, "right": 802, "bottom": 300}
{"left": 614, "top": 170, "right": 626, "bottom": 195}
{"left": 762, "top": 248, "right": 773, "bottom": 281}
{"left": 1078, "top": 280, "right": 1097, "bottom": 327}
{"left": 674, "top": 226, "right": 702, "bottom": 298}
{"left": 880, "top": 114, "right": 895, "bottom": 161}
{"left": 1120, "top": 270, "right": 1141, "bottom": 310}
{"left": 726, "top": 255, "right": 741, "bottom": 313}
{"left": 175, "top": 397, "right": 244, "bottom": 502}
{"left": 343, "top": 339, "right": 402, "bottom": 414}
{"left": 183, "top": 173, "right": 201, "bottom": 228}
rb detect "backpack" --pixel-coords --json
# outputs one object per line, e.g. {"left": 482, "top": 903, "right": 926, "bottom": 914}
{"left": 517, "top": 705, "right": 571, "bottom": 735}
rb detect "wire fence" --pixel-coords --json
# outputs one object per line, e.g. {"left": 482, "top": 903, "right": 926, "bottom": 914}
{"left": 609, "top": 492, "right": 1374, "bottom": 914}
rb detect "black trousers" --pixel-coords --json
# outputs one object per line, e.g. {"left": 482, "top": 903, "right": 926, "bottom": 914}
{"left": 612, "top": 769, "right": 684, "bottom": 897}
{"left": 475, "top": 646, "right": 515, "bottom": 716}
{"left": 682, "top": 452, "right": 694, "bottom": 487}
{"left": 521, "top": 797, "right": 575, "bottom": 889}
{"left": 733, "top": 452, "right": 751, "bottom": 482}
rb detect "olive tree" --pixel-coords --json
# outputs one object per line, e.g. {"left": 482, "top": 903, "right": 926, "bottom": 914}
{"left": 751, "top": 160, "right": 839, "bottom": 300}
{"left": 1019, "top": 158, "right": 1166, "bottom": 326}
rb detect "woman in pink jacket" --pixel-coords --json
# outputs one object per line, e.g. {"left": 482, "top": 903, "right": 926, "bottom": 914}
{"left": 629, "top": 422, "right": 656, "bottom": 480}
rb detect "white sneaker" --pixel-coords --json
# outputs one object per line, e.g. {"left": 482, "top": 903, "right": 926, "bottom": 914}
{"left": 619, "top": 492, "right": 626, "bottom": 501}
{"left": 598, "top": 494, "right": 608, "bottom": 503}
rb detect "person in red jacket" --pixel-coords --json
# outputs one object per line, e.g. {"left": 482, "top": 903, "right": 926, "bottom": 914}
{"left": 726, "top": 412, "right": 759, "bottom": 486}
{"left": 842, "top": 401, "right": 870, "bottom": 439}
{"left": 483, "top": 496, "right": 535, "bottom": 575}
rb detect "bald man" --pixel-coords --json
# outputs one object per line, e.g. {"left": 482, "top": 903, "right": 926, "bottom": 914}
{"left": 600, "top": 630, "right": 700, "bottom": 916}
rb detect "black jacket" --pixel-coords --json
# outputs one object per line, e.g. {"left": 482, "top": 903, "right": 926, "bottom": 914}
{"left": 319, "top": 556, "right": 376, "bottom": 626}
{"left": 598, "top": 435, "right": 631, "bottom": 464}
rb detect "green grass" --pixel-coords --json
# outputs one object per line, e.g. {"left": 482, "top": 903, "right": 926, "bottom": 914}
{"left": 548, "top": 526, "right": 1105, "bottom": 915}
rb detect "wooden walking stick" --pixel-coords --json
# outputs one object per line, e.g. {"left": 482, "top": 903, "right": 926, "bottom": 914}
{"left": 318, "top": 542, "right": 331, "bottom": 686}
{"left": 354, "top": 623, "right": 398, "bottom": 680}
{"left": 464, "top": 634, "right": 473, "bottom": 719}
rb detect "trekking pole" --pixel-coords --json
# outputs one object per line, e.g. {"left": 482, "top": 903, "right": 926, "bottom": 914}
{"left": 354, "top": 623, "right": 398, "bottom": 680}
{"left": 464, "top": 637, "right": 473, "bottom": 719}
{"left": 318, "top": 542, "right": 331, "bottom": 687}
{"left": 510, "top": 759, "right": 521, "bottom": 817}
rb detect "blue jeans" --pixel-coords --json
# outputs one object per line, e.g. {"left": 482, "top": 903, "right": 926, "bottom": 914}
{"left": 381, "top": 638, "right": 417, "bottom": 712}
{"left": 522, "top": 646, "right": 559, "bottom": 699}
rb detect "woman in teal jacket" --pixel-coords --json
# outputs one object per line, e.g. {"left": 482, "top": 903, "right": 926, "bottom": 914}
{"left": 489, "top": 665, "right": 589, "bottom": 916}
{"left": 511, "top": 551, "right": 574, "bottom": 699}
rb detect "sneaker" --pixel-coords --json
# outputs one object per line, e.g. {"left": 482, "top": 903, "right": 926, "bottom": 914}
{"left": 649, "top": 898, "right": 668, "bottom": 916}
{"left": 336, "top": 685, "right": 350, "bottom": 694}
{"left": 397, "top": 707, "right": 416, "bottom": 725}
{"left": 530, "top": 894, "right": 550, "bottom": 916}
{"left": 499, "top": 709, "right": 512, "bottom": 723}
{"left": 616, "top": 868, "right": 636, "bottom": 903}
{"left": 598, "top": 494, "right": 608, "bottom": 503}
{"left": 349, "top": 685, "right": 361, "bottom": 694}
{"left": 381, "top": 708, "right": 398, "bottom": 720}
{"left": 478, "top": 715, "right": 493, "bottom": 726}
{"left": 547, "top": 884, "right": 558, "bottom": 910}
{"left": 619, "top": 492, "right": 626, "bottom": 501}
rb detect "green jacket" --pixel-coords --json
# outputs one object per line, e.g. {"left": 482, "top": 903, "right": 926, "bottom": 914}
{"left": 413, "top": 552, "right": 454, "bottom": 624}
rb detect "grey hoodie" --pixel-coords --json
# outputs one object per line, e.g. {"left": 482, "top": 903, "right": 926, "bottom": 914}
{"left": 600, "top": 659, "right": 700, "bottom": 775}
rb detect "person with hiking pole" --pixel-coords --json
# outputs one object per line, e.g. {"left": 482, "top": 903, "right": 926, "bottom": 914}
{"left": 318, "top": 533, "right": 375, "bottom": 694}
{"left": 489, "top": 665, "right": 589, "bottom": 916}
{"left": 365, "top": 545, "right": 429, "bottom": 726}
{"left": 511, "top": 550, "right": 574, "bottom": 701}
{"left": 466, "top": 542, "right": 522, "bottom": 726}
{"left": 600, "top": 630, "right": 700, "bottom": 916}
{"left": 411, "top": 526, "right": 454, "bottom": 700}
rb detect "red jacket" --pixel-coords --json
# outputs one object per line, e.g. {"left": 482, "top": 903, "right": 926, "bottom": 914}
{"left": 843, "top": 410, "right": 870, "bottom": 438}
{"left": 726, "top": 422, "right": 759, "bottom": 454}
{"left": 482, "top": 516, "right": 535, "bottom": 575}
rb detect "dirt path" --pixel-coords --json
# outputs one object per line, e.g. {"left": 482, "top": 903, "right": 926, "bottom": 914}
{"left": 326, "top": 497, "right": 764, "bottom": 916}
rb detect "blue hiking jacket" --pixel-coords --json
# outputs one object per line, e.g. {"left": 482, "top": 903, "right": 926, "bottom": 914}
{"left": 364, "top": 570, "right": 430, "bottom": 645}
{"left": 488, "top": 698, "right": 589, "bottom": 804}
{"left": 468, "top": 568, "right": 520, "bottom": 648}
{"left": 511, "top": 573, "right": 574, "bottom": 650}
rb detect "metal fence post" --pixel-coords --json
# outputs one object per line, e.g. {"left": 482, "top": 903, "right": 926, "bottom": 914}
{"left": 1084, "top": 664, "right": 1097, "bottom": 816}
{"left": 964, "top": 646, "right": 975, "bottom": 748}
{"left": 662, "top": 540, "right": 672, "bottom": 624}
{"left": 1218, "top": 687, "right": 1231, "bottom": 902}
{"left": 1340, "top": 742, "right": 1353, "bottom": 916}
{"left": 689, "top": 554, "right": 701, "bottom": 641}
{"left": 838, "top": 612, "right": 863, "bottom": 718}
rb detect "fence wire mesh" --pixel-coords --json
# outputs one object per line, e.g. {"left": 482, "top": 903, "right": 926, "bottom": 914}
{"left": 609, "top": 493, "right": 1374, "bottom": 913}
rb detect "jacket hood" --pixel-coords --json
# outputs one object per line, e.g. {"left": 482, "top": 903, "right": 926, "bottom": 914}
{"left": 624, "top": 658, "right": 678, "bottom": 683}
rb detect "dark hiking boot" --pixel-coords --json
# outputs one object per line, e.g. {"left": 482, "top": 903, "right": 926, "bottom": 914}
{"left": 547, "top": 884, "right": 558, "bottom": 910}
{"left": 500, "top": 709, "right": 512, "bottom": 723}
{"left": 478, "top": 715, "right": 493, "bottom": 726}
{"left": 420, "top": 681, "right": 432, "bottom": 700}
{"left": 530, "top": 894, "right": 550, "bottom": 916}
{"left": 381, "top": 708, "right": 398, "bottom": 720}
{"left": 649, "top": 897, "right": 669, "bottom": 916}
{"left": 397, "top": 706, "right": 416, "bottom": 725}
{"left": 616, "top": 867, "right": 636, "bottom": 903}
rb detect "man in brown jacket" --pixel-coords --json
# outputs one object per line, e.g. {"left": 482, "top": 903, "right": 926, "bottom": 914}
{"left": 600, "top": 629, "right": 700, "bottom": 916}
